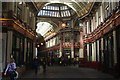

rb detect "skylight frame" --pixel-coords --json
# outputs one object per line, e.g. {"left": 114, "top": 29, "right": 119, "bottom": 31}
{"left": 38, "top": 4, "right": 73, "bottom": 17}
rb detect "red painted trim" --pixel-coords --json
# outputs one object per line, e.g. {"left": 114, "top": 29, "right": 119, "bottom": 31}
{"left": 84, "top": 11, "right": 120, "bottom": 43}
{"left": 79, "top": 61, "right": 99, "bottom": 69}
{"left": 40, "top": 45, "right": 80, "bottom": 52}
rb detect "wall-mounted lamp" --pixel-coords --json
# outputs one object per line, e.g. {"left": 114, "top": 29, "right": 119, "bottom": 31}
{"left": 61, "top": 23, "right": 66, "bottom": 28}
{"left": 41, "top": 43, "right": 43, "bottom": 45}
{"left": 37, "top": 45, "right": 40, "bottom": 47}
{"left": 48, "top": 31, "right": 52, "bottom": 34}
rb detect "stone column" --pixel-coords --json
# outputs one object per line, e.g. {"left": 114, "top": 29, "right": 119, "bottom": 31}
{"left": 113, "top": 30, "right": 117, "bottom": 65}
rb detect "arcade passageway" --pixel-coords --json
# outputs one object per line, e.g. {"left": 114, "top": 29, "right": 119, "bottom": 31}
{"left": 21, "top": 66, "right": 113, "bottom": 78}
{"left": 0, "top": 0, "right": 120, "bottom": 80}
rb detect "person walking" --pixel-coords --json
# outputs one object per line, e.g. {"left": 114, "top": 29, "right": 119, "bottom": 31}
{"left": 4, "top": 58, "right": 18, "bottom": 80}
{"left": 33, "top": 57, "right": 39, "bottom": 75}
{"left": 42, "top": 58, "right": 47, "bottom": 73}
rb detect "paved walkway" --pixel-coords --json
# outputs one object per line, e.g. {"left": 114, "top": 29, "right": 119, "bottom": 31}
{"left": 2, "top": 65, "right": 120, "bottom": 80}
{"left": 21, "top": 65, "right": 115, "bottom": 79}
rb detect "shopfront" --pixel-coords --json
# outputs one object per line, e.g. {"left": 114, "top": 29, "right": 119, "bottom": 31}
{"left": 103, "top": 32, "right": 114, "bottom": 72}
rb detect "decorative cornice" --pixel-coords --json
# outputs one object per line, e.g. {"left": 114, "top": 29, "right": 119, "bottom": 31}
{"left": 1, "top": 18, "right": 36, "bottom": 40}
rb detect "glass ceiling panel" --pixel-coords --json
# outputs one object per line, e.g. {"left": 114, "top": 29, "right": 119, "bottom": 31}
{"left": 38, "top": 3, "right": 74, "bottom": 17}
{"left": 36, "top": 22, "right": 53, "bottom": 36}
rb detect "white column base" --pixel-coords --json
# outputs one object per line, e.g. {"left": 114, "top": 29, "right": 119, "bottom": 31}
{"left": 59, "top": 51, "right": 62, "bottom": 58}
{"left": 71, "top": 51, "right": 74, "bottom": 58}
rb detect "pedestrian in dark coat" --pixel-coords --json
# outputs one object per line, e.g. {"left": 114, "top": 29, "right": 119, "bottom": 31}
{"left": 33, "top": 57, "right": 39, "bottom": 75}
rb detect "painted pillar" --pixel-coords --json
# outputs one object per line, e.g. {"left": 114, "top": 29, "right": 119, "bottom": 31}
{"left": 33, "top": 42, "right": 36, "bottom": 58}
{"left": 87, "top": 44, "right": 89, "bottom": 61}
{"left": 24, "top": 38, "right": 27, "bottom": 63}
{"left": 100, "top": 5, "right": 104, "bottom": 23}
{"left": 9, "top": 2, "right": 14, "bottom": 11}
{"left": 59, "top": 32, "right": 63, "bottom": 58}
{"left": 1, "top": 33, "right": 7, "bottom": 73}
{"left": 96, "top": 11, "right": 99, "bottom": 27}
{"left": 97, "top": 40, "right": 100, "bottom": 62}
{"left": 7, "top": 31, "right": 13, "bottom": 63}
{"left": 0, "top": 2, "right": 2, "bottom": 79}
{"left": 92, "top": 43, "right": 94, "bottom": 61}
{"left": 92, "top": 42, "right": 96, "bottom": 61}
{"left": 91, "top": 19, "right": 93, "bottom": 32}
{"left": 79, "top": 27, "right": 84, "bottom": 59}
{"left": 113, "top": 30, "right": 117, "bottom": 65}
{"left": 71, "top": 20, "right": 74, "bottom": 58}
{"left": 87, "top": 21, "right": 89, "bottom": 34}
{"left": 71, "top": 33, "right": 74, "bottom": 58}
{"left": 0, "top": 33, "right": 2, "bottom": 80}
{"left": 24, "top": 6, "right": 28, "bottom": 23}
{"left": 101, "top": 38, "right": 104, "bottom": 62}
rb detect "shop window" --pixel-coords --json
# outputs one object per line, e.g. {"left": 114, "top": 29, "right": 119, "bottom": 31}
{"left": 103, "top": 33, "right": 114, "bottom": 69}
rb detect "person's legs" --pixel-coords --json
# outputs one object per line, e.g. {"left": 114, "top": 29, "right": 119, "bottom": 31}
{"left": 35, "top": 67, "right": 38, "bottom": 74}
{"left": 43, "top": 65, "right": 46, "bottom": 73}
{"left": 8, "top": 72, "right": 15, "bottom": 80}
{"left": 14, "top": 71, "right": 18, "bottom": 80}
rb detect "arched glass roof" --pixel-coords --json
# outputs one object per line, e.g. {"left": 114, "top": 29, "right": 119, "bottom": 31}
{"left": 36, "top": 22, "right": 54, "bottom": 36}
{"left": 38, "top": 3, "right": 75, "bottom": 17}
